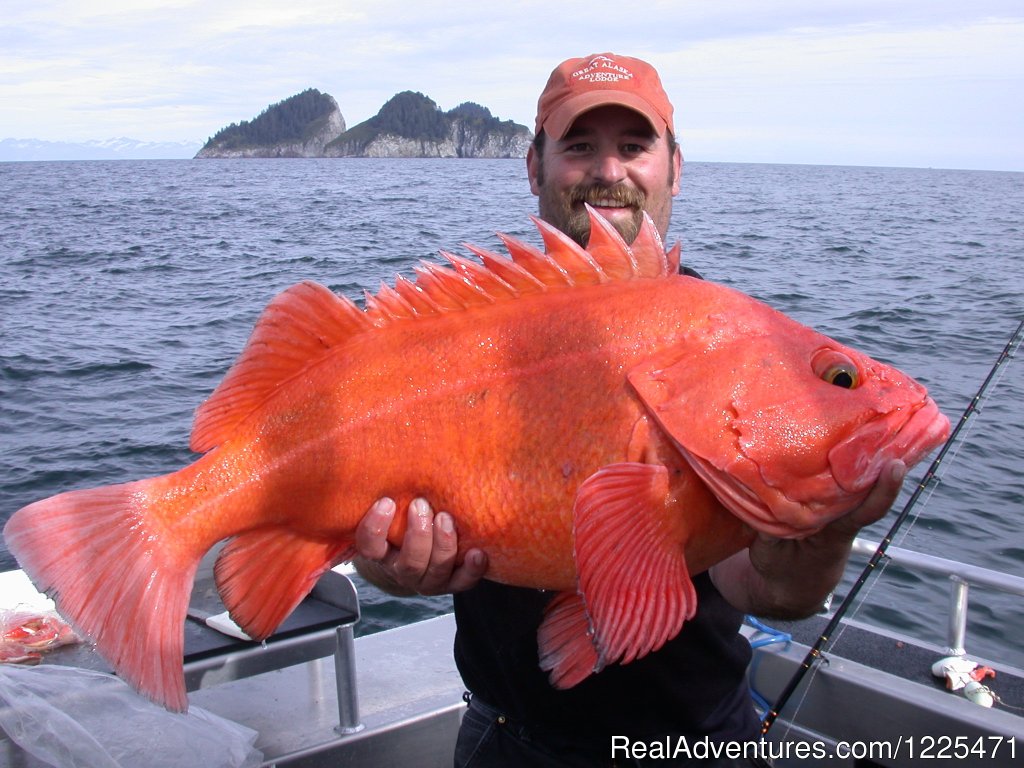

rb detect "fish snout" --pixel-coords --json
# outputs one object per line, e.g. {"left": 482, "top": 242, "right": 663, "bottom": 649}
{"left": 828, "top": 397, "right": 950, "bottom": 493}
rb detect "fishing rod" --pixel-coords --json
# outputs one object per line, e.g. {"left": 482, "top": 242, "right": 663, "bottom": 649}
{"left": 760, "top": 317, "right": 1024, "bottom": 736}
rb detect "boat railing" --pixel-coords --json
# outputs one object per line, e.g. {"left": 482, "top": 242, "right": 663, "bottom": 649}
{"left": 851, "top": 537, "right": 1024, "bottom": 658}
{"left": 180, "top": 567, "right": 364, "bottom": 735}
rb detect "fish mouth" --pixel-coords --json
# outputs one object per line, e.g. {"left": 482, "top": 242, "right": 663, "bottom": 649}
{"left": 674, "top": 396, "right": 951, "bottom": 539}
{"left": 828, "top": 396, "right": 950, "bottom": 494}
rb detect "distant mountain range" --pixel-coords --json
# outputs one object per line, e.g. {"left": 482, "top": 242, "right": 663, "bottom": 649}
{"left": 0, "top": 137, "right": 202, "bottom": 162}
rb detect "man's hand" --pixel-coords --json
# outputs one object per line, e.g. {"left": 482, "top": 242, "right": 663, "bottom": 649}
{"left": 710, "top": 460, "right": 907, "bottom": 618}
{"left": 352, "top": 497, "right": 488, "bottom": 597}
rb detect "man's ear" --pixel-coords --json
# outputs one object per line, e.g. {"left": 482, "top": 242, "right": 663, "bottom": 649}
{"left": 526, "top": 144, "right": 542, "bottom": 196}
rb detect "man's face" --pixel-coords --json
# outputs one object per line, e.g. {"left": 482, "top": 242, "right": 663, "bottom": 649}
{"left": 527, "top": 105, "right": 682, "bottom": 246}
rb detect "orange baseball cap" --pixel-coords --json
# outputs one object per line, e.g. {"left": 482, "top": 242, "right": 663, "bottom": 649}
{"left": 535, "top": 53, "right": 674, "bottom": 140}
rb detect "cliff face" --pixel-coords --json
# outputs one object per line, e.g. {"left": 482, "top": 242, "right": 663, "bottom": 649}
{"left": 325, "top": 92, "right": 531, "bottom": 158}
{"left": 324, "top": 122, "right": 531, "bottom": 158}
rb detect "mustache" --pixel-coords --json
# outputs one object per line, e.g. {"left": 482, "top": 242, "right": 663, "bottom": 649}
{"left": 568, "top": 184, "right": 646, "bottom": 209}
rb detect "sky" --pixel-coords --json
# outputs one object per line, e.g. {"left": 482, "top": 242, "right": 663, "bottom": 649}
{"left": 2, "top": 1, "right": 1022, "bottom": 171}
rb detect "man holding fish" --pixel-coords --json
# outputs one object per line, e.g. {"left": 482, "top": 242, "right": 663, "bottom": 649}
{"left": 354, "top": 53, "right": 908, "bottom": 767}
{"left": 5, "top": 51, "right": 943, "bottom": 765}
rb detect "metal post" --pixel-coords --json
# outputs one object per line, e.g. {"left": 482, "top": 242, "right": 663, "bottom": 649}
{"left": 333, "top": 625, "right": 364, "bottom": 734}
{"left": 946, "top": 576, "right": 969, "bottom": 657}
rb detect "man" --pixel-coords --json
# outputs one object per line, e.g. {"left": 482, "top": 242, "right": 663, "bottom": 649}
{"left": 354, "top": 53, "right": 905, "bottom": 766}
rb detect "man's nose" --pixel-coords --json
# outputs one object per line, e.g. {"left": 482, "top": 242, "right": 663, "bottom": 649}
{"left": 591, "top": 151, "right": 627, "bottom": 184}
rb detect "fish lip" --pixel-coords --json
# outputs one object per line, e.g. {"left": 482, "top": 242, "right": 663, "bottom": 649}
{"left": 676, "top": 396, "right": 951, "bottom": 538}
{"left": 828, "top": 396, "right": 950, "bottom": 494}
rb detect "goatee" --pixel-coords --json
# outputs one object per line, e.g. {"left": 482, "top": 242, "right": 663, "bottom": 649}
{"left": 557, "top": 183, "right": 646, "bottom": 246}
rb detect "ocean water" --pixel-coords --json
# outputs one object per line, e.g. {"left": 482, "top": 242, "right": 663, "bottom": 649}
{"left": 1, "top": 159, "right": 1021, "bottom": 669}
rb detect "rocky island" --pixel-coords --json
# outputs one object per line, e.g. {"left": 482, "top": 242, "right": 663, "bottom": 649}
{"left": 196, "top": 89, "right": 346, "bottom": 158}
{"left": 196, "top": 89, "right": 531, "bottom": 159}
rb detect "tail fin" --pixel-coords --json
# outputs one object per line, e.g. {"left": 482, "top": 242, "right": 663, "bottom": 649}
{"left": 3, "top": 480, "right": 199, "bottom": 711}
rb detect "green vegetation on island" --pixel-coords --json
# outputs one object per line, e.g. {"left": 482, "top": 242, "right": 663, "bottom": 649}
{"left": 201, "top": 89, "right": 340, "bottom": 151}
{"left": 447, "top": 101, "right": 524, "bottom": 137}
{"left": 328, "top": 91, "right": 527, "bottom": 154}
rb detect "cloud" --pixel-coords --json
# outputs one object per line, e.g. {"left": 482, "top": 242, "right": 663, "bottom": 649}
{"left": 1, "top": 1, "right": 1021, "bottom": 169}
{"left": 660, "top": 16, "right": 1023, "bottom": 165}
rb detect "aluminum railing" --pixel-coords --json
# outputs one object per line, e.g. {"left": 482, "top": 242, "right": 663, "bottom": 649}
{"left": 851, "top": 537, "right": 1024, "bottom": 658}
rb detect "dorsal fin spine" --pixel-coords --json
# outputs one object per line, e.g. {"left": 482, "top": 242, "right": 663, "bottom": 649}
{"left": 442, "top": 251, "right": 518, "bottom": 299}
{"left": 412, "top": 264, "right": 468, "bottom": 310}
{"left": 462, "top": 243, "right": 547, "bottom": 294}
{"left": 532, "top": 216, "right": 609, "bottom": 285}
{"left": 365, "top": 283, "right": 417, "bottom": 321}
{"left": 414, "top": 262, "right": 497, "bottom": 309}
{"left": 393, "top": 274, "right": 444, "bottom": 315}
{"left": 628, "top": 212, "right": 670, "bottom": 278}
{"left": 427, "top": 261, "right": 494, "bottom": 305}
{"left": 666, "top": 242, "right": 681, "bottom": 274}
{"left": 581, "top": 204, "right": 640, "bottom": 280}
{"left": 362, "top": 288, "right": 391, "bottom": 320}
{"left": 498, "top": 233, "right": 575, "bottom": 287}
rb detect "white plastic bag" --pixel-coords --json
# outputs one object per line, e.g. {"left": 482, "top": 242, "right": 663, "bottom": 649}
{"left": 0, "top": 664, "right": 263, "bottom": 768}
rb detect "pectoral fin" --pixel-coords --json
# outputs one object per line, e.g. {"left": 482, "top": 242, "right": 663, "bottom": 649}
{"left": 574, "top": 462, "right": 697, "bottom": 665}
{"left": 538, "top": 462, "right": 698, "bottom": 688}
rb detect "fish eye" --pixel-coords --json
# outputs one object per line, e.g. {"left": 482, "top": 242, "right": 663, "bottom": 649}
{"left": 812, "top": 349, "right": 861, "bottom": 389}
{"left": 824, "top": 364, "right": 858, "bottom": 388}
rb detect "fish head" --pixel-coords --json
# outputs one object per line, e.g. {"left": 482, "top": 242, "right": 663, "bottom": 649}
{"left": 629, "top": 327, "right": 950, "bottom": 538}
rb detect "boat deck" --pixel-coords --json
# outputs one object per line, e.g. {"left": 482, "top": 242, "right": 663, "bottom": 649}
{"left": 747, "top": 615, "right": 1024, "bottom": 766}
{"left": 4, "top": 610, "right": 1023, "bottom": 767}
{"left": 2, "top": 549, "right": 1023, "bottom": 767}
{"left": 189, "top": 614, "right": 465, "bottom": 767}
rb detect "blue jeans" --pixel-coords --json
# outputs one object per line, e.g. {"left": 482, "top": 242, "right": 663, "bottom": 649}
{"left": 454, "top": 695, "right": 774, "bottom": 768}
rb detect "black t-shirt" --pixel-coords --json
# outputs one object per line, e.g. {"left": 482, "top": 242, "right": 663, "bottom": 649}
{"left": 453, "top": 261, "right": 759, "bottom": 750}
{"left": 453, "top": 572, "right": 759, "bottom": 747}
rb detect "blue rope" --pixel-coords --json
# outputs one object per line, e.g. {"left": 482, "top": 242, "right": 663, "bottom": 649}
{"left": 746, "top": 615, "right": 792, "bottom": 648}
{"left": 744, "top": 616, "right": 792, "bottom": 722}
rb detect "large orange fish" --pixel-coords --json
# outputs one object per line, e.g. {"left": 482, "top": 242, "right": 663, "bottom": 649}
{"left": 4, "top": 208, "right": 949, "bottom": 711}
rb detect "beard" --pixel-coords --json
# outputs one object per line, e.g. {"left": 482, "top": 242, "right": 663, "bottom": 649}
{"left": 541, "top": 182, "right": 647, "bottom": 246}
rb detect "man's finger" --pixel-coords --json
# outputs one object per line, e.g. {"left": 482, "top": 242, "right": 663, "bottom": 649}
{"left": 354, "top": 497, "right": 397, "bottom": 560}
{"left": 416, "top": 511, "right": 460, "bottom": 594}
{"left": 446, "top": 548, "right": 489, "bottom": 594}
{"left": 853, "top": 460, "right": 906, "bottom": 529}
{"left": 831, "top": 460, "right": 907, "bottom": 538}
{"left": 393, "top": 498, "right": 436, "bottom": 585}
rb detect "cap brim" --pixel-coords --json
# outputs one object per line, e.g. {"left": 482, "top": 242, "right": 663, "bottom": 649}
{"left": 541, "top": 91, "right": 670, "bottom": 139}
